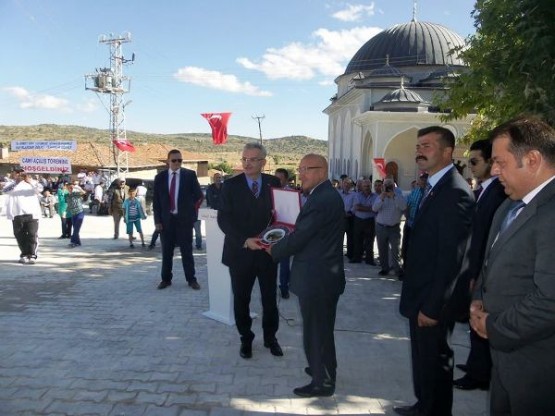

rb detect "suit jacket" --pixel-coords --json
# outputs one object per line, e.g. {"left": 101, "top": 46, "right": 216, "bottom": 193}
{"left": 271, "top": 180, "right": 346, "bottom": 299}
{"left": 217, "top": 173, "right": 280, "bottom": 268}
{"left": 152, "top": 168, "right": 203, "bottom": 226}
{"left": 400, "top": 166, "right": 475, "bottom": 320}
{"left": 474, "top": 178, "right": 555, "bottom": 356}
{"left": 447, "top": 177, "right": 507, "bottom": 321}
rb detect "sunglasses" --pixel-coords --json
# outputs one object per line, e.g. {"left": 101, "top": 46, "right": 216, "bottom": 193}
{"left": 170, "top": 159, "right": 183, "bottom": 163}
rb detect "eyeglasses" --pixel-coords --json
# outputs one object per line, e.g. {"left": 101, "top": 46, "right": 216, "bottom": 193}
{"left": 469, "top": 158, "right": 482, "bottom": 166}
{"left": 240, "top": 157, "right": 264, "bottom": 163}
{"left": 296, "top": 166, "right": 323, "bottom": 174}
{"left": 170, "top": 159, "right": 183, "bottom": 163}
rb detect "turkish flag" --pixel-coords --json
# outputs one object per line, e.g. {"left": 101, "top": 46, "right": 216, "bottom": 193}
{"left": 201, "top": 112, "right": 232, "bottom": 145}
{"left": 373, "top": 158, "right": 386, "bottom": 179}
{"left": 113, "top": 138, "right": 136, "bottom": 152}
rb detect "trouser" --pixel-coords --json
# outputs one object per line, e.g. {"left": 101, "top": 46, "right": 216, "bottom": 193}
{"left": 193, "top": 220, "right": 202, "bottom": 249}
{"left": 352, "top": 217, "right": 375, "bottom": 262}
{"left": 279, "top": 257, "right": 291, "bottom": 293}
{"left": 12, "top": 214, "right": 39, "bottom": 259}
{"left": 344, "top": 216, "right": 354, "bottom": 258}
{"left": 409, "top": 317, "right": 454, "bottom": 416}
{"left": 299, "top": 292, "right": 340, "bottom": 386}
{"left": 375, "top": 222, "right": 401, "bottom": 272}
{"left": 401, "top": 223, "right": 412, "bottom": 264}
{"left": 464, "top": 325, "right": 491, "bottom": 383}
{"left": 70, "top": 211, "right": 84, "bottom": 245}
{"left": 112, "top": 210, "right": 123, "bottom": 238}
{"left": 159, "top": 215, "right": 196, "bottom": 283}
{"left": 228, "top": 251, "right": 278, "bottom": 344}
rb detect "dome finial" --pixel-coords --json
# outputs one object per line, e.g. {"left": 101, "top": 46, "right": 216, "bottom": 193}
{"left": 412, "top": 0, "right": 418, "bottom": 22}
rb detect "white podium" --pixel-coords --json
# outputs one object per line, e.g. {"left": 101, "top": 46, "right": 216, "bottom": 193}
{"left": 199, "top": 208, "right": 235, "bottom": 325}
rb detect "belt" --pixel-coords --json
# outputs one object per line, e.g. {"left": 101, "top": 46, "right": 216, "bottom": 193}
{"left": 377, "top": 223, "right": 399, "bottom": 228}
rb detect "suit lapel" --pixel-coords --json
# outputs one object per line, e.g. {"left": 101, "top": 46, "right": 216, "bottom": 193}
{"left": 414, "top": 167, "right": 454, "bottom": 222}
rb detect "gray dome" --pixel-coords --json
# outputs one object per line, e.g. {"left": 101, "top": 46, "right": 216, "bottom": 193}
{"left": 379, "top": 87, "right": 425, "bottom": 104}
{"left": 345, "top": 21, "right": 465, "bottom": 75}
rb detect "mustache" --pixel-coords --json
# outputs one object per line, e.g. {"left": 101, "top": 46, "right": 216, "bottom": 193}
{"left": 415, "top": 156, "right": 427, "bottom": 162}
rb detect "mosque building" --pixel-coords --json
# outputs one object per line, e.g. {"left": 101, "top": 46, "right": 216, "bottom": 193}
{"left": 324, "top": 14, "right": 474, "bottom": 189}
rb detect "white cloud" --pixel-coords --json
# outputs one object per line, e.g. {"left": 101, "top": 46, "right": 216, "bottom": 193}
{"left": 237, "top": 26, "right": 382, "bottom": 80}
{"left": 173, "top": 67, "right": 272, "bottom": 97}
{"left": 332, "top": 3, "right": 375, "bottom": 22}
{"left": 3, "top": 86, "right": 70, "bottom": 110}
{"left": 77, "top": 99, "right": 98, "bottom": 113}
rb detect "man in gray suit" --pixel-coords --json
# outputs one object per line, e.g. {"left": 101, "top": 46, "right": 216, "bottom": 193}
{"left": 266, "top": 154, "right": 345, "bottom": 398}
{"left": 470, "top": 115, "right": 555, "bottom": 415}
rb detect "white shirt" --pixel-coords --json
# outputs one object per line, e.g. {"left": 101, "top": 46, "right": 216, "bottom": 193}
{"left": 3, "top": 180, "right": 42, "bottom": 220}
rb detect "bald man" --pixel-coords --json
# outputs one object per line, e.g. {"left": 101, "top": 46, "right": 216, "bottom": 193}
{"left": 266, "top": 154, "right": 345, "bottom": 397}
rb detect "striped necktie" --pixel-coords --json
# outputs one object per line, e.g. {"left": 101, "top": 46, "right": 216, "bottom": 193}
{"left": 251, "top": 180, "right": 259, "bottom": 197}
{"left": 499, "top": 200, "right": 525, "bottom": 234}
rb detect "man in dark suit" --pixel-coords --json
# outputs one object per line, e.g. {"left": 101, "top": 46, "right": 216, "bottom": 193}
{"left": 396, "top": 126, "right": 475, "bottom": 416}
{"left": 267, "top": 154, "right": 345, "bottom": 397}
{"left": 153, "top": 149, "right": 203, "bottom": 290}
{"left": 217, "top": 143, "right": 283, "bottom": 359}
{"left": 452, "top": 139, "right": 506, "bottom": 391}
{"left": 470, "top": 115, "right": 555, "bottom": 415}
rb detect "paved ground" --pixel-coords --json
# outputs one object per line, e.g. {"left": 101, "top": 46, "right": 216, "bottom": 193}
{"left": 0, "top": 213, "right": 488, "bottom": 415}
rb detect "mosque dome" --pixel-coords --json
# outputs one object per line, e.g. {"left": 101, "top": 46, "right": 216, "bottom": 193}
{"left": 345, "top": 20, "right": 466, "bottom": 75}
{"left": 379, "top": 87, "right": 425, "bottom": 104}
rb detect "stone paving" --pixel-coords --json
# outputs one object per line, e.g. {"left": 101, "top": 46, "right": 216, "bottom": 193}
{"left": 0, "top": 213, "right": 488, "bottom": 415}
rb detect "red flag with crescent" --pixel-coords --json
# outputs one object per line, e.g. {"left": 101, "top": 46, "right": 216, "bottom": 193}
{"left": 112, "top": 135, "right": 136, "bottom": 152}
{"left": 373, "top": 158, "right": 386, "bottom": 178}
{"left": 201, "top": 112, "right": 232, "bottom": 145}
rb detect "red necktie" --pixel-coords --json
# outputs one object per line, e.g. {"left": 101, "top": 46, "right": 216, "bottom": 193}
{"left": 251, "top": 180, "right": 259, "bottom": 197}
{"left": 169, "top": 172, "right": 177, "bottom": 212}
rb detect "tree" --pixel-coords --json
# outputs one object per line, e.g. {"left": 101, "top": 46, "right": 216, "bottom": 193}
{"left": 439, "top": 0, "right": 555, "bottom": 141}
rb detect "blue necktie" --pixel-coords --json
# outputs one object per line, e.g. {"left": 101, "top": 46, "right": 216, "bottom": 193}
{"left": 418, "top": 182, "right": 432, "bottom": 209}
{"left": 499, "top": 200, "right": 525, "bottom": 234}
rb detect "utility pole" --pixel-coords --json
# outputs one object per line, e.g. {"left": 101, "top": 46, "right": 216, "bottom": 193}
{"left": 252, "top": 114, "right": 265, "bottom": 145}
{"left": 85, "top": 32, "right": 134, "bottom": 179}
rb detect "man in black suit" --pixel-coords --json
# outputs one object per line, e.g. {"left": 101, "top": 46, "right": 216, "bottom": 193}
{"left": 217, "top": 143, "right": 283, "bottom": 359}
{"left": 153, "top": 149, "right": 203, "bottom": 290}
{"left": 452, "top": 139, "right": 506, "bottom": 391}
{"left": 396, "top": 126, "right": 474, "bottom": 416}
{"left": 267, "top": 154, "right": 345, "bottom": 397}
{"left": 470, "top": 115, "right": 555, "bottom": 415}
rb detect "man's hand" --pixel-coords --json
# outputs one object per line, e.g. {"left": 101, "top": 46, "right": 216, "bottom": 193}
{"left": 470, "top": 301, "right": 489, "bottom": 339}
{"left": 245, "top": 237, "right": 264, "bottom": 250}
{"left": 417, "top": 311, "right": 438, "bottom": 327}
{"left": 155, "top": 223, "right": 163, "bottom": 232}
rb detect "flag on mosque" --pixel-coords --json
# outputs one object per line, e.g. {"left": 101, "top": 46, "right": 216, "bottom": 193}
{"left": 201, "top": 112, "right": 232, "bottom": 145}
{"left": 112, "top": 135, "right": 136, "bottom": 152}
{"left": 373, "top": 158, "right": 387, "bottom": 178}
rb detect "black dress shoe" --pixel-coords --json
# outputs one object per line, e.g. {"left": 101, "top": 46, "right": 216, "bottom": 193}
{"left": 349, "top": 259, "right": 361, "bottom": 263}
{"left": 293, "top": 382, "right": 334, "bottom": 397}
{"left": 456, "top": 363, "right": 468, "bottom": 372}
{"left": 188, "top": 280, "right": 201, "bottom": 290}
{"left": 453, "top": 375, "right": 489, "bottom": 390}
{"left": 264, "top": 341, "right": 284, "bottom": 356}
{"left": 393, "top": 404, "right": 424, "bottom": 416}
{"left": 280, "top": 289, "right": 290, "bottom": 299}
{"left": 378, "top": 269, "right": 390, "bottom": 276}
{"left": 304, "top": 367, "right": 336, "bottom": 383}
{"left": 239, "top": 342, "right": 252, "bottom": 359}
{"left": 157, "top": 281, "right": 171, "bottom": 290}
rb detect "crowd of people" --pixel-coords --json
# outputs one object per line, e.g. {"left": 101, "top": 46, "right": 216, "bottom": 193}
{"left": 1, "top": 114, "right": 554, "bottom": 414}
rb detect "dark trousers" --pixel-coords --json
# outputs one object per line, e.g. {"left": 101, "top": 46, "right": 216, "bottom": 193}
{"left": 160, "top": 215, "right": 196, "bottom": 283}
{"left": 70, "top": 211, "right": 84, "bottom": 245}
{"left": 298, "top": 292, "right": 340, "bottom": 386}
{"left": 352, "top": 217, "right": 375, "bottom": 262}
{"left": 60, "top": 216, "right": 71, "bottom": 237}
{"left": 66, "top": 217, "right": 73, "bottom": 239}
{"left": 464, "top": 325, "right": 491, "bottom": 383}
{"left": 344, "top": 216, "right": 354, "bottom": 258}
{"left": 279, "top": 257, "right": 290, "bottom": 293}
{"left": 229, "top": 251, "right": 278, "bottom": 344}
{"left": 409, "top": 317, "right": 454, "bottom": 416}
{"left": 12, "top": 214, "right": 39, "bottom": 259}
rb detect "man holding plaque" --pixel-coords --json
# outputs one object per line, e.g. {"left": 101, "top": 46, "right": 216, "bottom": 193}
{"left": 217, "top": 143, "right": 282, "bottom": 359}
{"left": 265, "top": 154, "right": 345, "bottom": 398}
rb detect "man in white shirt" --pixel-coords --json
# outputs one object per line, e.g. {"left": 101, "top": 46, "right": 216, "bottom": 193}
{"left": 1, "top": 167, "right": 42, "bottom": 264}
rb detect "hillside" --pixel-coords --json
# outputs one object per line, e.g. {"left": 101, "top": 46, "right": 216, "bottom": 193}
{"left": 0, "top": 124, "right": 328, "bottom": 166}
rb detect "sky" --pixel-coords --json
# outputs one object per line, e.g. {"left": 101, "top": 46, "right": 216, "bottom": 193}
{"left": 0, "top": 0, "right": 477, "bottom": 141}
